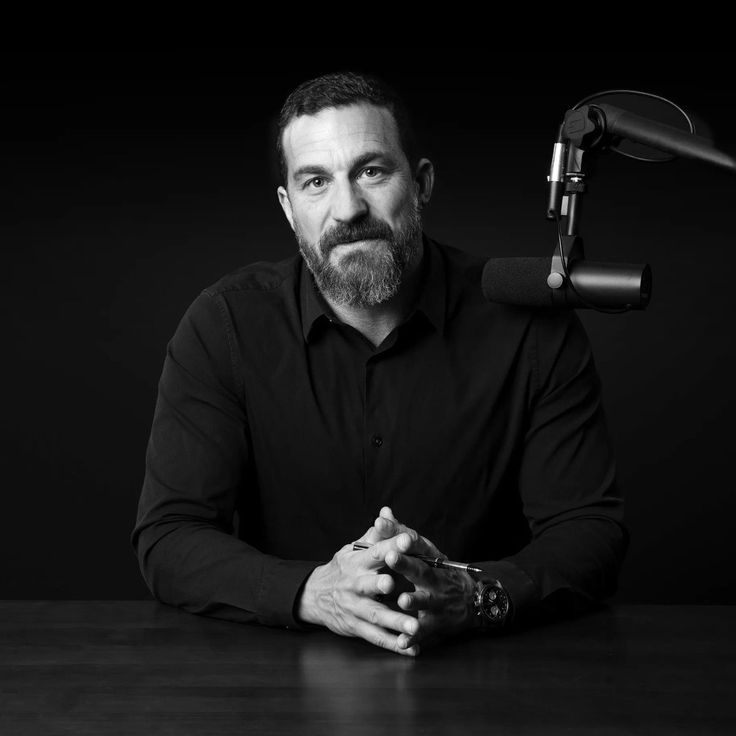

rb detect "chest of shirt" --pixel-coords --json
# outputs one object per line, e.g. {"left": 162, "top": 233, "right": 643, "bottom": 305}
{"left": 234, "top": 307, "right": 534, "bottom": 527}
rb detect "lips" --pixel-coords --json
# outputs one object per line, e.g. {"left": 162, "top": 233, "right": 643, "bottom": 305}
{"left": 320, "top": 219, "right": 394, "bottom": 251}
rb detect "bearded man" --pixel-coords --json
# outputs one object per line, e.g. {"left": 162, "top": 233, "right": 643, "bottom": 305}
{"left": 132, "top": 71, "right": 627, "bottom": 656}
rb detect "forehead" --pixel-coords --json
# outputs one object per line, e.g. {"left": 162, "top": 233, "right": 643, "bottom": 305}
{"left": 281, "top": 103, "right": 404, "bottom": 175}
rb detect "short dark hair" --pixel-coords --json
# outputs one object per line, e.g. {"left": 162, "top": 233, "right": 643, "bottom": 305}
{"left": 276, "top": 70, "right": 418, "bottom": 185}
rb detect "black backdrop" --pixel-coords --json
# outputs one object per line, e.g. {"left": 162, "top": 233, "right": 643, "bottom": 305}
{"left": 3, "top": 50, "right": 734, "bottom": 604}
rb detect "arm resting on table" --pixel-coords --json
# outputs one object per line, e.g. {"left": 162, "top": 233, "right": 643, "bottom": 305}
{"left": 476, "top": 311, "right": 628, "bottom": 622}
{"left": 131, "top": 291, "right": 316, "bottom": 628}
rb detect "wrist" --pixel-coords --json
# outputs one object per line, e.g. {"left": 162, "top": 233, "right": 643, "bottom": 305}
{"left": 295, "top": 564, "right": 327, "bottom": 627}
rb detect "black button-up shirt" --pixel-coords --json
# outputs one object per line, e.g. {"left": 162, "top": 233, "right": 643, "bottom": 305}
{"left": 132, "top": 237, "right": 626, "bottom": 628}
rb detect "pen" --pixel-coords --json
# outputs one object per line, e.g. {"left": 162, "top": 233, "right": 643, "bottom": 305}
{"left": 352, "top": 541, "right": 483, "bottom": 574}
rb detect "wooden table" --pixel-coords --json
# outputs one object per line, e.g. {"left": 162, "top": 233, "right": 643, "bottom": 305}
{"left": 1, "top": 601, "right": 734, "bottom": 735}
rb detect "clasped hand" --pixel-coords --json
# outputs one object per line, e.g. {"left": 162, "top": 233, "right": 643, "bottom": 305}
{"left": 297, "top": 507, "right": 476, "bottom": 656}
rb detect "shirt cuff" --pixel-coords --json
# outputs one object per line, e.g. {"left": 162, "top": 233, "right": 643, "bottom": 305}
{"left": 471, "top": 559, "right": 540, "bottom": 624}
{"left": 256, "top": 557, "right": 320, "bottom": 629}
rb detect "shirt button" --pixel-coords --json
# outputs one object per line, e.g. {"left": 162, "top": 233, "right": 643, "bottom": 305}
{"left": 371, "top": 434, "right": 383, "bottom": 448}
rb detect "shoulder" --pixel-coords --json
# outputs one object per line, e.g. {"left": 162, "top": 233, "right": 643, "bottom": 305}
{"left": 179, "top": 254, "right": 305, "bottom": 354}
{"left": 430, "top": 238, "right": 591, "bottom": 376}
{"left": 201, "top": 253, "right": 301, "bottom": 298}
{"left": 431, "top": 238, "right": 540, "bottom": 331}
{"left": 171, "top": 253, "right": 302, "bottom": 348}
{"left": 432, "top": 238, "right": 486, "bottom": 284}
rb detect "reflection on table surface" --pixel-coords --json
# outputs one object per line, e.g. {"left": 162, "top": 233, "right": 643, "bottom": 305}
{"left": 1, "top": 601, "right": 735, "bottom": 735}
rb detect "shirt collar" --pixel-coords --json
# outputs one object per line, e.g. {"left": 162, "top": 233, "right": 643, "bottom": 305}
{"left": 300, "top": 234, "right": 447, "bottom": 342}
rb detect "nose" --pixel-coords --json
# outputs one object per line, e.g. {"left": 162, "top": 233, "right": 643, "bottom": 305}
{"left": 330, "top": 178, "right": 368, "bottom": 223}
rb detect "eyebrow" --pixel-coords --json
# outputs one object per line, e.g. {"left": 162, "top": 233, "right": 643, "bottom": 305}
{"left": 291, "top": 150, "right": 398, "bottom": 182}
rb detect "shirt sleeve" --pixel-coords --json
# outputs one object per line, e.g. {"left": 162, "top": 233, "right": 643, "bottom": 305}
{"left": 474, "top": 310, "right": 628, "bottom": 623}
{"left": 131, "top": 290, "right": 317, "bottom": 628}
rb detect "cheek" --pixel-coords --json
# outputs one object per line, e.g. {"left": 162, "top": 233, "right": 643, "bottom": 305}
{"left": 291, "top": 201, "right": 327, "bottom": 239}
{"left": 385, "top": 188, "right": 418, "bottom": 223}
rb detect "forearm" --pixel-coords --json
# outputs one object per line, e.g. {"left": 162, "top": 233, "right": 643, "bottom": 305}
{"left": 135, "top": 519, "right": 318, "bottom": 628}
{"left": 477, "top": 516, "right": 628, "bottom": 621}
{"left": 132, "top": 291, "right": 323, "bottom": 628}
{"left": 503, "top": 311, "right": 628, "bottom": 621}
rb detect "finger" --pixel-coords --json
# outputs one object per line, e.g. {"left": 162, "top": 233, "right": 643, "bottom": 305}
{"left": 359, "top": 524, "right": 393, "bottom": 545}
{"left": 361, "top": 534, "right": 408, "bottom": 563}
{"left": 349, "top": 538, "right": 398, "bottom": 571}
{"left": 372, "top": 515, "right": 397, "bottom": 538}
{"left": 418, "top": 535, "right": 444, "bottom": 558}
{"left": 360, "top": 511, "right": 407, "bottom": 544}
{"left": 398, "top": 530, "right": 443, "bottom": 559}
{"left": 397, "top": 613, "right": 445, "bottom": 651}
{"left": 353, "top": 573, "right": 395, "bottom": 598}
{"left": 353, "top": 533, "right": 436, "bottom": 576}
{"left": 355, "top": 599, "right": 420, "bottom": 639}
{"left": 376, "top": 508, "right": 444, "bottom": 558}
{"left": 352, "top": 619, "right": 420, "bottom": 657}
{"left": 373, "top": 515, "right": 416, "bottom": 545}
{"left": 394, "top": 530, "right": 444, "bottom": 559}
{"left": 394, "top": 531, "right": 437, "bottom": 559}
{"left": 397, "top": 630, "right": 433, "bottom": 652}
{"left": 385, "top": 549, "right": 432, "bottom": 586}
{"left": 397, "top": 589, "right": 434, "bottom": 612}
{"left": 379, "top": 506, "right": 397, "bottom": 521}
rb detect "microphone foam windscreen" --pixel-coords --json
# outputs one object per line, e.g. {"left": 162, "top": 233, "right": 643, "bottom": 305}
{"left": 481, "top": 258, "right": 556, "bottom": 307}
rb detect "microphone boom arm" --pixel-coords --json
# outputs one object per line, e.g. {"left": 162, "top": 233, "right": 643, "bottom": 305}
{"left": 545, "top": 120, "right": 653, "bottom": 310}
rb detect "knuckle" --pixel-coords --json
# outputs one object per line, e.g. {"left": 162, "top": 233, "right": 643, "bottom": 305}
{"left": 379, "top": 574, "right": 393, "bottom": 594}
{"left": 334, "top": 588, "right": 348, "bottom": 607}
{"left": 375, "top": 636, "right": 388, "bottom": 650}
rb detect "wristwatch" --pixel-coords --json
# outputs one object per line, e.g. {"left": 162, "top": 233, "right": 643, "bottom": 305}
{"left": 472, "top": 578, "right": 512, "bottom": 629}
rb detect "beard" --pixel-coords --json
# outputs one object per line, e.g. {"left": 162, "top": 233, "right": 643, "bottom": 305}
{"left": 295, "top": 202, "right": 423, "bottom": 308}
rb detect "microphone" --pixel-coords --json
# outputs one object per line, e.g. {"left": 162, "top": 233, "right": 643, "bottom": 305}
{"left": 481, "top": 257, "right": 652, "bottom": 310}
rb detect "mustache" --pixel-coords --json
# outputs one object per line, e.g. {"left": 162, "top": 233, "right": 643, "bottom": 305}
{"left": 318, "top": 217, "right": 395, "bottom": 253}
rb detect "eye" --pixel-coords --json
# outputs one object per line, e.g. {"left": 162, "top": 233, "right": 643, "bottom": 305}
{"left": 306, "top": 177, "right": 326, "bottom": 189}
{"left": 360, "top": 167, "right": 382, "bottom": 179}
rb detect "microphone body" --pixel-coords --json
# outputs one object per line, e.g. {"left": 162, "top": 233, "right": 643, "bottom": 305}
{"left": 482, "top": 257, "right": 652, "bottom": 310}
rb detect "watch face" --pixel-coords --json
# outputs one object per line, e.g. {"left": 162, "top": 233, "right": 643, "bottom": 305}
{"left": 482, "top": 584, "right": 509, "bottom": 625}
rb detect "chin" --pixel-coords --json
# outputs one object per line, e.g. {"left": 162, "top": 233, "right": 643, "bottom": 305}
{"left": 331, "top": 242, "right": 386, "bottom": 265}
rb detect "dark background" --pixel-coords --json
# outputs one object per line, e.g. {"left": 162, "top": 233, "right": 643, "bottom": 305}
{"left": 2, "top": 50, "right": 734, "bottom": 604}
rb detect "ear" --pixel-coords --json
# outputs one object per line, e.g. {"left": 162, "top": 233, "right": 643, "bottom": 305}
{"left": 414, "top": 158, "right": 435, "bottom": 207}
{"left": 277, "top": 185, "right": 295, "bottom": 232}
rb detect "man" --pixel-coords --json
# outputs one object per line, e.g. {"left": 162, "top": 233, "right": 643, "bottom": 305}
{"left": 132, "top": 71, "right": 627, "bottom": 657}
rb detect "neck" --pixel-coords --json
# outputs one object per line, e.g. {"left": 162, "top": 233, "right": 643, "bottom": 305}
{"left": 323, "top": 239, "right": 426, "bottom": 347}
